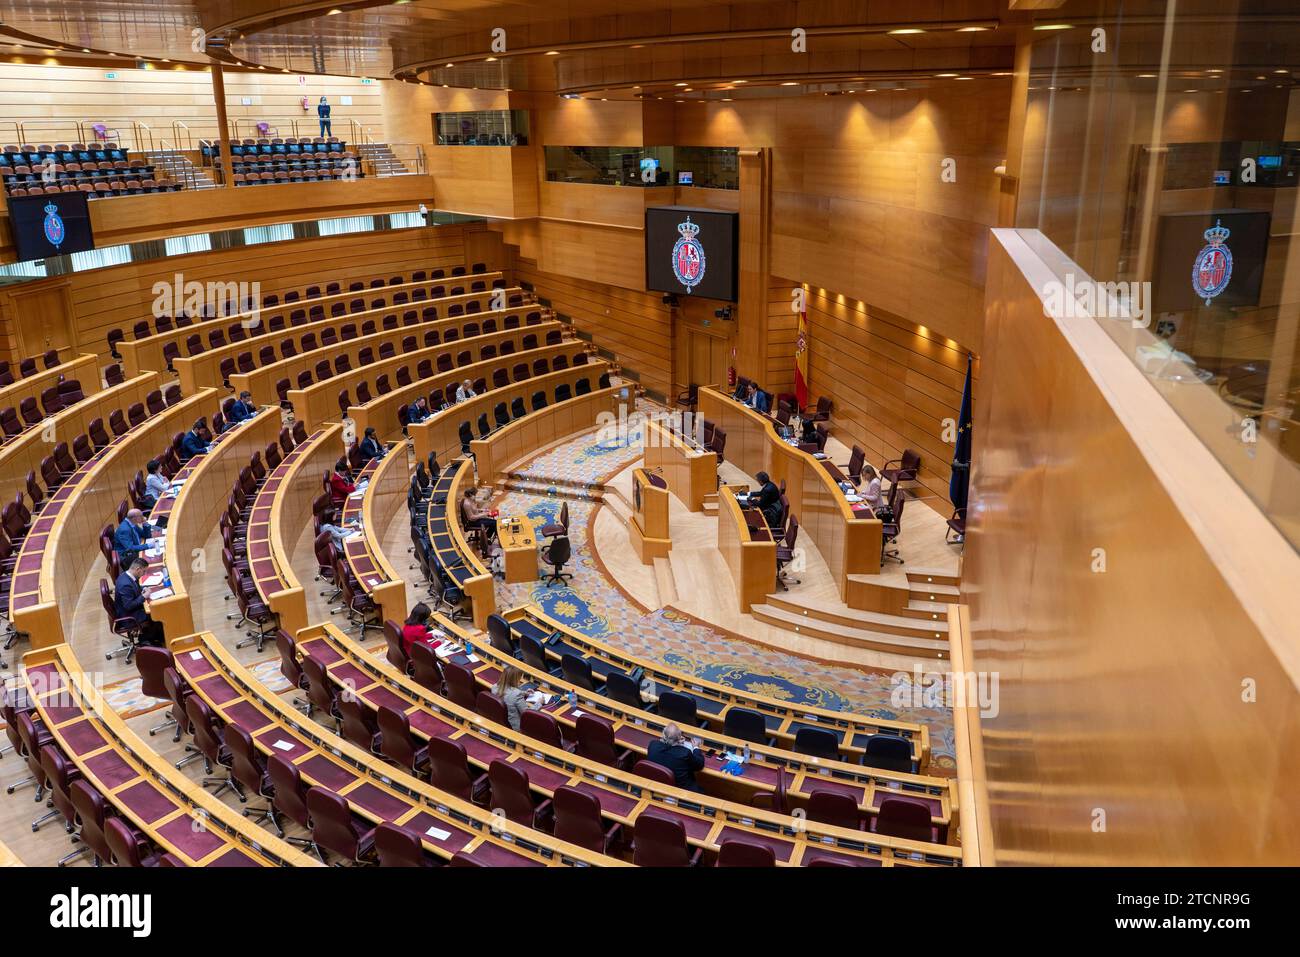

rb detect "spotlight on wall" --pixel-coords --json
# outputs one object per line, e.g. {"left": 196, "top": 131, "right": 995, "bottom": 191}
{"left": 714, "top": 306, "right": 733, "bottom": 320}
{"left": 662, "top": 294, "right": 680, "bottom": 307}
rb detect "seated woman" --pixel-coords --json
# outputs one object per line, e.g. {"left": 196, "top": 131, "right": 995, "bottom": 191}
{"left": 328, "top": 458, "right": 356, "bottom": 509}
{"left": 861, "top": 464, "right": 883, "bottom": 512}
{"left": 493, "top": 664, "right": 541, "bottom": 731}
{"left": 460, "top": 486, "right": 497, "bottom": 543}
{"left": 400, "top": 602, "right": 445, "bottom": 658}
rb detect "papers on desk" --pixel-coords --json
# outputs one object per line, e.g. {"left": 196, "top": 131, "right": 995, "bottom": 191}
{"left": 344, "top": 532, "right": 365, "bottom": 544}
{"left": 144, "top": 547, "right": 164, "bottom": 559}
{"left": 425, "top": 826, "right": 452, "bottom": 841}
{"left": 146, "top": 587, "right": 173, "bottom": 600}
{"left": 366, "top": 577, "right": 382, "bottom": 588}
{"left": 812, "top": 452, "right": 828, "bottom": 460}
{"left": 844, "top": 494, "right": 863, "bottom": 503}
{"left": 189, "top": 650, "right": 204, "bottom": 660}
{"left": 434, "top": 643, "right": 459, "bottom": 660}
{"left": 347, "top": 490, "right": 366, "bottom": 500}
{"left": 272, "top": 739, "right": 295, "bottom": 752}
{"left": 140, "top": 573, "right": 165, "bottom": 588}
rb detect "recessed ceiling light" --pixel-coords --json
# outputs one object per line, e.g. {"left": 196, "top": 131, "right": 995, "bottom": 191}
{"left": 956, "top": 26, "right": 989, "bottom": 32}
{"left": 446, "top": 63, "right": 454, "bottom": 68}
{"left": 781, "top": 81, "right": 798, "bottom": 86}
{"left": 1273, "top": 69, "right": 1290, "bottom": 74}
{"left": 991, "top": 72, "right": 1011, "bottom": 76}
{"left": 955, "top": 76, "right": 973, "bottom": 80}
{"left": 888, "top": 28, "right": 925, "bottom": 35}
{"left": 1206, "top": 68, "right": 1223, "bottom": 73}
{"left": 936, "top": 73, "right": 958, "bottom": 78}
{"left": 327, "top": 7, "right": 342, "bottom": 14}
{"left": 1034, "top": 24, "right": 1073, "bottom": 31}
{"left": 630, "top": 44, "right": 644, "bottom": 49}
{"left": 1137, "top": 73, "right": 1156, "bottom": 78}
{"left": 733, "top": 80, "right": 747, "bottom": 84}
{"left": 82, "top": 48, "right": 90, "bottom": 53}
{"left": 722, "top": 97, "right": 732, "bottom": 101}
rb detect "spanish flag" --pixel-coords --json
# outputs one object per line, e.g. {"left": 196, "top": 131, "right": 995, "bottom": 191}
{"left": 794, "top": 306, "right": 810, "bottom": 408}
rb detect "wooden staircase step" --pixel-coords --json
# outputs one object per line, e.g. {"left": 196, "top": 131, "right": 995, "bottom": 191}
{"left": 751, "top": 602, "right": 948, "bottom": 658}
{"left": 763, "top": 592, "right": 949, "bottom": 640}
{"left": 908, "top": 581, "right": 960, "bottom": 602}
{"left": 906, "top": 567, "right": 961, "bottom": 587}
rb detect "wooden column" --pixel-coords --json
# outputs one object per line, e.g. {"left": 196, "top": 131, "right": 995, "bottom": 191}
{"left": 736, "top": 147, "right": 771, "bottom": 384}
{"left": 210, "top": 61, "right": 234, "bottom": 189}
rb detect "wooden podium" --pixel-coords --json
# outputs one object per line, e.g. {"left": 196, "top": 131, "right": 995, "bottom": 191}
{"left": 628, "top": 468, "right": 671, "bottom": 564}
{"left": 644, "top": 418, "right": 716, "bottom": 511}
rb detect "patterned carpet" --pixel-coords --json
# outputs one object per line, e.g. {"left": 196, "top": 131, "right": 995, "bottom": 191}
{"left": 493, "top": 422, "right": 958, "bottom": 771}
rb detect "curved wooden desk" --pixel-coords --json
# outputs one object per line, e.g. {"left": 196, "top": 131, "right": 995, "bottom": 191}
{"left": 470, "top": 384, "right": 623, "bottom": 486}
{"left": 428, "top": 458, "right": 495, "bottom": 629}
{"left": 122, "top": 268, "right": 504, "bottom": 378}
{"left": 173, "top": 284, "right": 520, "bottom": 396}
{"left": 718, "top": 484, "right": 778, "bottom": 612}
{"left": 0, "top": 370, "right": 162, "bottom": 507}
{"left": 410, "top": 360, "right": 607, "bottom": 466}
{"left": 0, "top": 354, "right": 101, "bottom": 428}
{"left": 505, "top": 605, "right": 932, "bottom": 769}
{"left": 150, "top": 408, "right": 285, "bottom": 641}
{"left": 643, "top": 417, "right": 716, "bottom": 511}
{"left": 698, "top": 386, "right": 883, "bottom": 596}
{"left": 303, "top": 621, "right": 950, "bottom": 864}
{"left": 225, "top": 301, "right": 539, "bottom": 413}
{"left": 246, "top": 423, "right": 342, "bottom": 637}
{"left": 341, "top": 444, "right": 409, "bottom": 626}
{"left": 11, "top": 389, "right": 215, "bottom": 649}
{"left": 489, "top": 612, "right": 953, "bottom": 838}
{"left": 21, "top": 643, "right": 321, "bottom": 866}
{"left": 288, "top": 315, "right": 560, "bottom": 431}
{"left": 349, "top": 339, "right": 581, "bottom": 443}
{"left": 174, "top": 630, "right": 621, "bottom": 866}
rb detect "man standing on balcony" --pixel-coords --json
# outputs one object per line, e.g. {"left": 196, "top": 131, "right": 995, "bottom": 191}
{"left": 318, "top": 96, "right": 332, "bottom": 137}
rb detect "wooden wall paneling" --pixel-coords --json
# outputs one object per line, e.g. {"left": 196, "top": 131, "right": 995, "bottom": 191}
{"left": 790, "top": 280, "right": 973, "bottom": 505}
{"left": 514, "top": 257, "right": 674, "bottom": 398}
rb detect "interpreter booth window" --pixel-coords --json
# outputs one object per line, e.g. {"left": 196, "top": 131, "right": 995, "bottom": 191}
{"left": 544, "top": 146, "right": 738, "bottom": 188}
{"left": 434, "top": 110, "right": 530, "bottom": 146}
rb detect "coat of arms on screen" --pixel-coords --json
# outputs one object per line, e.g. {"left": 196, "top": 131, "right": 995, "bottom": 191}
{"left": 671, "top": 216, "right": 706, "bottom": 293}
{"left": 42, "top": 203, "right": 66, "bottom": 249}
{"left": 1191, "top": 219, "right": 1232, "bottom": 307}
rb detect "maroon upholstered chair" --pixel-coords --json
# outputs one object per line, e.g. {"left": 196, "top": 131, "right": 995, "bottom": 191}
{"left": 475, "top": 691, "right": 509, "bottom": 728}
{"left": 306, "top": 787, "right": 377, "bottom": 864}
{"left": 409, "top": 641, "right": 442, "bottom": 692}
{"left": 37, "top": 745, "right": 78, "bottom": 838}
{"left": 807, "top": 789, "right": 862, "bottom": 831}
{"left": 69, "top": 778, "right": 110, "bottom": 866}
{"left": 631, "top": 759, "right": 677, "bottom": 789}
{"left": 276, "top": 629, "right": 310, "bottom": 712}
{"left": 717, "top": 839, "right": 776, "bottom": 867}
{"left": 224, "top": 722, "right": 277, "bottom": 832}
{"left": 427, "top": 736, "right": 488, "bottom": 804}
{"left": 375, "top": 822, "right": 436, "bottom": 867}
{"left": 376, "top": 704, "right": 428, "bottom": 776}
{"left": 573, "top": 713, "right": 632, "bottom": 770}
{"left": 487, "top": 760, "right": 552, "bottom": 828}
{"left": 184, "top": 695, "right": 240, "bottom": 799}
{"left": 134, "top": 645, "right": 177, "bottom": 737}
{"left": 873, "top": 798, "right": 937, "bottom": 844}
{"left": 440, "top": 659, "right": 479, "bottom": 711}
{"left": 266, "top": 753, "right": 323, "bottom": 857}
{"left": 338, "top": 697, "right": 381, "bottom": 753}
{"left": 105, "top": 816, "right": 162, "bottom": 867}
{"left": 631, "top": 811, "right": 702, "bottom": 867}
{"left": 552, "top": 785, "right": 621, "bottom": 854}
{"left": 519, "top": 709, "right": 568, "bottom": 751}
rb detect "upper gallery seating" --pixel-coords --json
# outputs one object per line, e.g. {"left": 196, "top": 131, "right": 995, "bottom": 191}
{"left": 0, "top": 143, "right": 180, "bottom": 198}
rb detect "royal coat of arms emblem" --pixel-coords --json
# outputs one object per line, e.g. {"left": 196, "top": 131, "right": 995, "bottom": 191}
{"left": 671, "top": 216, "right": 706, "bottom": 293}
{"left": 1191, "top": 219, "right": 1232, "bottom": 307}
{"left": 42, "top": 203, "right": 66, "bottom": 249}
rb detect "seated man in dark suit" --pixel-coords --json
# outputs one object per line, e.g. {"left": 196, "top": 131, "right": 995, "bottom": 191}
{"left": 356, "top": 426, "right": 385, "bottom": 465}
{"left": 114, "top": 556, "right": 164, "bottom": 647}
{"left": 647, "top": 724, "right": 706, "bottom": 793}
{"left": 180, "top": 418, "right": 211, "bottom": 458}
{"left": 406, "top": 397, "right": 431, "bottom": 424}
{"left": 748, "top": 470, "right": 783, "bottom": 530}
{"left": 227, "top": 390, "right": 257, "bottom": 426}
{"left": 113, "top": 508, "right": 157, "bottom": 565}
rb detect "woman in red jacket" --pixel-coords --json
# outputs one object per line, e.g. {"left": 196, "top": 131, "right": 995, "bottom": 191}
{"left": 400, "top": 602, "right": 443, "bottom": 658}
{"left": 328, "top": 458, "right": 355, "bottom": 509}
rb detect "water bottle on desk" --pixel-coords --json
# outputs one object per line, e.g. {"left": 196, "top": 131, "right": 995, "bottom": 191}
{"left": 567, "top": 690, "right": 577, "bottom": 709}
{"left": 742, "top": 743, "right": 750, "bottom": 764}
{"left": 463, "top": 639, "right": 473, "bottom": 659}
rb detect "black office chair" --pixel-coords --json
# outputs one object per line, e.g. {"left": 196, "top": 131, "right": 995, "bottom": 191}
{"left": 656, "top": 690, "right": 706, "bottom": 728}
{"left": 862, "top": 734, "right": 915, "bottom": 774}
{"left": 793, "top": 726, "right": 841, "bottom": 761}
{"left": 541, "top": 535, "right": 573, "bottom": 587}
{"left": 723, "top": 707, "right": 775, "bottom": 746}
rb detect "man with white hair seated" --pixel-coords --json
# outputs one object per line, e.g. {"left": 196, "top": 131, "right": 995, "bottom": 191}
{"left": 646, "top": 723, "right": 707, "bottom": 793}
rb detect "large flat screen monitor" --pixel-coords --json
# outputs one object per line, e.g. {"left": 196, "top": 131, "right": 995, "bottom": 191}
{"left": 1154, "top": 209, "right": 1270, "bottom": 312}
{"left": 7, "top": 191, "right": 95, "bottom": 261}
{"left": 645, "top": 206, "right": 738, "bottom": 302}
